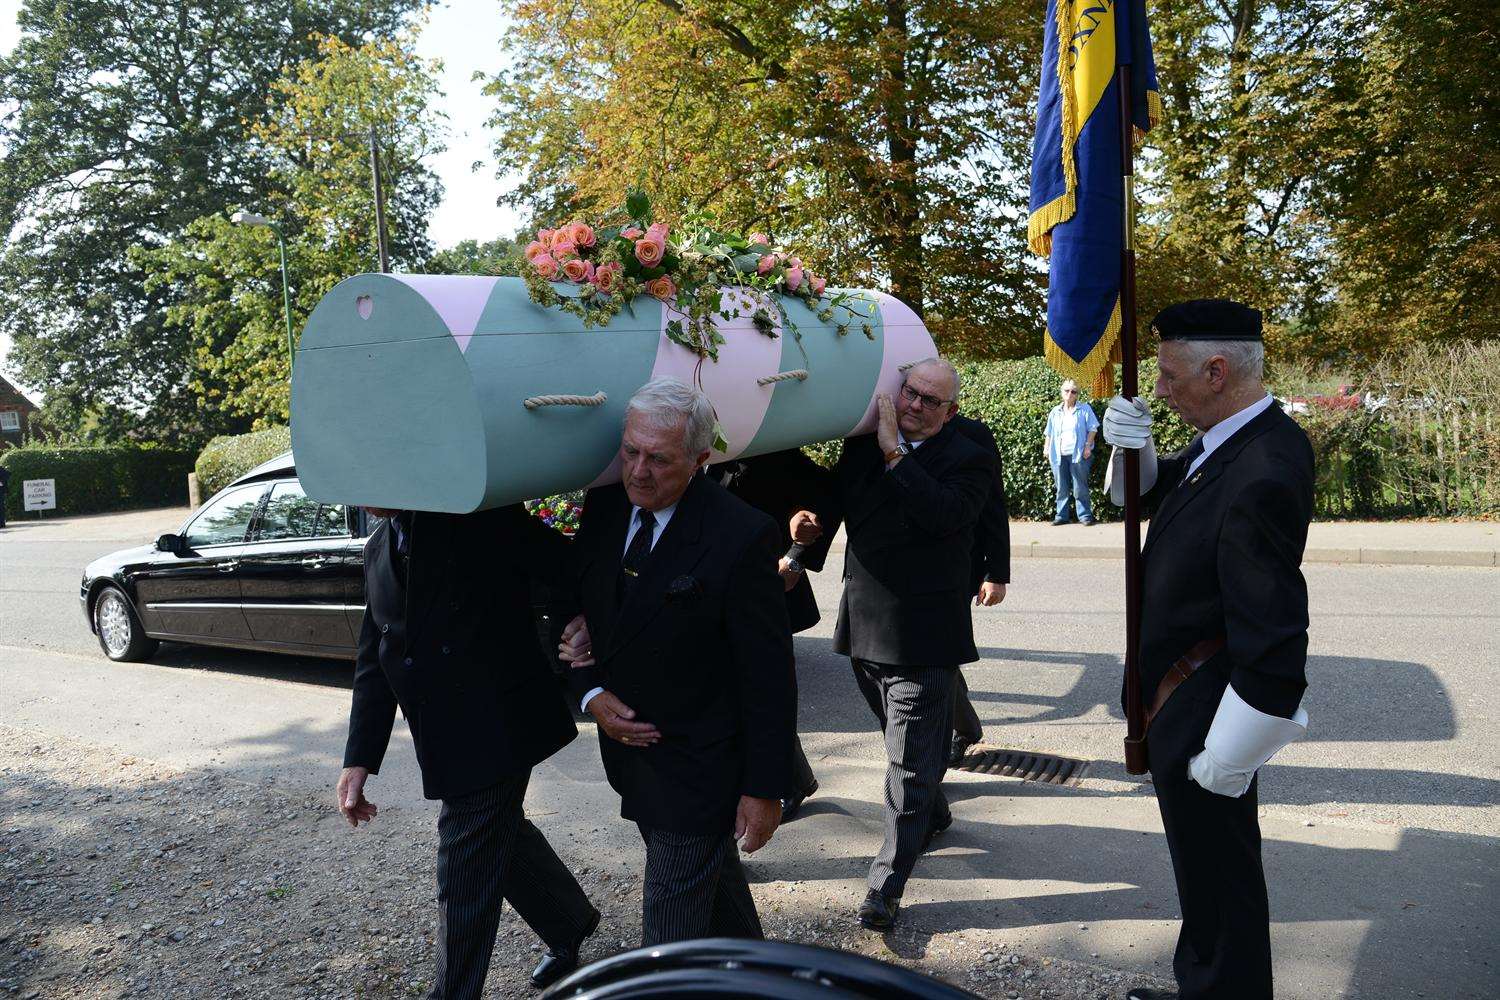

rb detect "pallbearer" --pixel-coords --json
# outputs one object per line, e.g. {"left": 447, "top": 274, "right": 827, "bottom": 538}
{"left": 1101, "top": 300, "right": 1313, "bottom": 1000}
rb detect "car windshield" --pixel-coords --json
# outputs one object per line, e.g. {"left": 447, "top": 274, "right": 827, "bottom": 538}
{"left": 184, "top": 484, "right": 267, "bottom": 548}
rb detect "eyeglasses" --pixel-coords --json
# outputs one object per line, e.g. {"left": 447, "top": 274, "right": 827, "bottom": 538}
{"left": 1062, "top": 388, "right": 1078, "bottom": 395}
{"left": 899, "top": 382, "right": 953, "bottom": 409}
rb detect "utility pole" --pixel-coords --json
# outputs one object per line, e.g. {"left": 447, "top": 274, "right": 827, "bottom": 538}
{"left": 369, "top": 126, "right": 390, "bottom": 273}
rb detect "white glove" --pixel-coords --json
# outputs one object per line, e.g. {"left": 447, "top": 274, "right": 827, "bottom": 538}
{"left": 1102, "top": 395, "right": 1153, "bottom": 449}
{"left": 1188, "top": 684, "right": 1309, "bottom": 798}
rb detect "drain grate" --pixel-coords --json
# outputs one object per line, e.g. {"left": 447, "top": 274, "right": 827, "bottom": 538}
{"left": 953, "top": 746, "right": 1090, "bottom": 786}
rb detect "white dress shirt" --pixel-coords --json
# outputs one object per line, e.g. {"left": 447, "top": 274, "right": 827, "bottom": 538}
{"left": 581, "top": 500, "right": 680, "bottom": 713}
{"left": 1186, "top": 393, "right": 1276, "bottom": 479}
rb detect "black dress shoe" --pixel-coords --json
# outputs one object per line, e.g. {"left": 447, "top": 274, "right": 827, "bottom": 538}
{"left": 921, "top": 810, "right": 954, "bottom": 852}
{"left": 947, "top": 734, "right": 975, "bottom": 767}
{"left": 1081, "top": 516, "right": 1097, "bottom": 526}
{"left": 857, "top": 888, "right": 900, "bottom": 930}
{"left": 781, "top": 779, "right": 819, "bottom": 822}
{"left": 1052, "top": 517, "right": 1069, "bottom": 525}
{"left": 1125, "top": 988, "right": 1178, "bottom": 1000}
{"left": 530, "top": 907, "right": 601, "bottom": 989}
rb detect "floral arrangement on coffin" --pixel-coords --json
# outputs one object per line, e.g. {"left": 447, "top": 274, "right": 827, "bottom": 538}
{"left": 521, "top": 190, "right": 872, "bottom": 360}
{"left": 525, "top": 492, "right": 584, "bottom": 535}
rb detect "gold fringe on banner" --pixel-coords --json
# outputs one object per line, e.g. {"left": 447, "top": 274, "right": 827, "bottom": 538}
{"left": 1026, "top": 0, "right": 1081, "bottom": 258}
{"left": 1043, "top": 295, "right": 1122, "bottom": 396}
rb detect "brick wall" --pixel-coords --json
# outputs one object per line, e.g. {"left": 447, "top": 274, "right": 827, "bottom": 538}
{"left": 0, "top": 374, "right": 39, "bottom": 450}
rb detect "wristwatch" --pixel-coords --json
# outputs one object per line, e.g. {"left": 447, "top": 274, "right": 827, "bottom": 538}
{"left": 783, "top": 556, "right": 804, "bottom": 575}
{"left": 884, "top": 442, "right": 912, "bottom": 464}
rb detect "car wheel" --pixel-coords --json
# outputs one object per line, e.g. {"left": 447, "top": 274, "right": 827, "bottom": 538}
{"left": 94, "top": 586, "right": 159, "bottom": 662}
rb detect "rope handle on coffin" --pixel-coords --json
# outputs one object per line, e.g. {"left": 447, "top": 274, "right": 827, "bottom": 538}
{"left": 756, "top": 369, "right": 809, "bottom": 387}
{"left": 522, "top": 391, "right": 608, "bottom": 410}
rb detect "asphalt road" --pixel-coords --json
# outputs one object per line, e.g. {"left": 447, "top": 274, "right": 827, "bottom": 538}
{"left": 2, "top": 508, "right": 1497, "bottom": 998}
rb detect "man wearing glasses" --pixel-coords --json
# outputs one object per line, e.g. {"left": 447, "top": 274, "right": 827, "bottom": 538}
{"left": 793, "top": 357, "right": 992, "bottom": 930}
{"left": 1045, "top": 379, "right": 1101, "bottom": 525}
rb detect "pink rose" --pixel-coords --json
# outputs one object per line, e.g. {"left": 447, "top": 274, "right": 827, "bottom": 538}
{"left": 783, "top": 265, "right": 804, "bottom": 291}
{"left": 786, "top": 256, "right": 802, "bottom": 270}
{"left": 621, "top": 226, "right": 644, "bottom": 240}
{"left": 756, "top": 254, "right": 777, "bottom": 276}
{"left": 646, "top": 221, "right": 669, "bottom": 241}
{"left": 634, "top": 236, "right": 666, "bottom": 267}
{"left": 551, "top": 235, "right": 577, "bottom": 259}
{"left": 645, "top": 275, "right": 676, "bottom": 300}
{"left": 524, "top": 240, "right": 548, "bottom": 262}
{"left": 531, "top": 253, "right": 559, "bottom": 280}
{"left": 748, "top": 232, "right": 770, "bottom": 246}
{"left": 562, "top": 257, "right": 594, "bottom": 283}
{"left": 537, "top": 228, "right": 555, "bottom": 247}
{"left": 810, "top": 274, "right": 827, "bottom": 296}
{"left": 568, "top": 221, "right": 596, "bottom": 249}
{"left": 592, "top": 262, "right": 622, "bottom": 293}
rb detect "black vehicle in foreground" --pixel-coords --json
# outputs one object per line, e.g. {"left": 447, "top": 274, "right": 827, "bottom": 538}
{"left": 81, "top": 452, "right": 368, "bottom": 662}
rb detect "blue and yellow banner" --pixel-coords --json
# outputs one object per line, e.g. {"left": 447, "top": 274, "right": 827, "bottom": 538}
{"left": 1029, "top": 0, "right": 1160, "bottom": 390}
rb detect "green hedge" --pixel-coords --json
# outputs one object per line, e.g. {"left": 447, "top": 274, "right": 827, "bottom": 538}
{"left": 195, "top": 425, "right": 292, "bottom": 498}
{"left": 1, "top": 445, "right": 196, "bottom": 520}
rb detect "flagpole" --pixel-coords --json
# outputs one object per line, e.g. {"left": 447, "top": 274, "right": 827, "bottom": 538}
{"left": 1116, "top": 62, "right": 1147, "bottom": 774}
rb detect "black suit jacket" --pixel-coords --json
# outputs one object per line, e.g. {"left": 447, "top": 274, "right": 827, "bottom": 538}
{"left": 343, "top": 505, "right": 578, "bottom": 800}
{"left": 715, "top": 449, "right": 833, "bottom": 634}
{"left": 952, "top": 416, "right": 1011, "bottom": 590}
{"left": 568, "top": 476, "right": 796, "bottom": 835}
{"left": 808, "top": 423, "right": 993, "bottom": 666}
{"left": 1137, "top": 404, "right": 1315, "bottom": 720}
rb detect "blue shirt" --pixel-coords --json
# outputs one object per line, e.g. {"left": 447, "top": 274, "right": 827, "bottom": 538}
{"left": 1046, "top": 403, "right": 1100, "bottom": 466}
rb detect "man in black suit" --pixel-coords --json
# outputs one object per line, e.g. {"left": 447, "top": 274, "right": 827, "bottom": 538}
{"left": 336, "top": 504, "right": 600, "bottom": 997}
{"left": 711, "top": 448, "right": 831, "bottom": 820}
{"left": 948, "top": 415, "right": 1011, "bottom": 763}
{"left": 562, "top": 377, "right": 796, "bottom": 946}
{"left": 0, "top": 463, "right": 9, "bottom": 527}
{"left": 1101, "top": 300, "right": 1313, "bottom": 1000}
{"left": 799, "top": 358, "right": 992, "bottom": 930}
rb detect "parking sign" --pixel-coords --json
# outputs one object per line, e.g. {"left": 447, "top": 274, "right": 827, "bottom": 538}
{"left": 23, "top": 479, "right": 56, "bottom": 512}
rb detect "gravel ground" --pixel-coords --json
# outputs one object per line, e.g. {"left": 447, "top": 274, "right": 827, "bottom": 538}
{"left": 0, "top": 727, "right": 1168, "bottom": 999}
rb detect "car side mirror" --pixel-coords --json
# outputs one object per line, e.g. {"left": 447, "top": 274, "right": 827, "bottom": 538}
{"left": 156, "top": 533, "right": 185, "bottom": 555}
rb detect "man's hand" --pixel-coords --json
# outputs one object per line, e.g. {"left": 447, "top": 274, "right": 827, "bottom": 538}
{"left": 789, "top": 510, "right": 822, "bottom": 545}
{"left": 1102, "top": 395, "right": 1153, "bottom": 449}
{"left": 337, "top": 766, "right": 377, "bottom": 827}
{"left": 1083, "top": 443, "right": 1094, "bottom": 460}
{"left": 587, "top": 691, "right": 662, "bottom": 748}
{"left": 975, "top": 581, "right": 1006, "bottom": 607}
{"left": 876, "top": 393, "right": 900, "bottom": 456}
{"left": 777, "top": 556, "right": 803, "bottom": 592}
{"left": 558, "top": 614, "right": 595, "bottom": 667}
{"left": 734, "top": 795, "right": 782, "bottom": 854}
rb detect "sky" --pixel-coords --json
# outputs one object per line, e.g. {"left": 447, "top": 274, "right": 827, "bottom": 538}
{"left": 0, "top": 0, "right": 527, "bottom": 398}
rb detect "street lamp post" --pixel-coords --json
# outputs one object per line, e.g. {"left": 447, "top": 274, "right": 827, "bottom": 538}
{"left": 230, "top": 211, "right": 296, "bottom": 372}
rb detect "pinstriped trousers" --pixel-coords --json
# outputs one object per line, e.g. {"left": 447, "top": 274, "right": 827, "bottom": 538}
{"left": 430, "top": 773, "right": 597, "bottom": 1000}
{"left": 851, "top": 658, "right": 956, "bottom": 898}
{"left": 636, "top": 824, "right": 764, "bottom": 946}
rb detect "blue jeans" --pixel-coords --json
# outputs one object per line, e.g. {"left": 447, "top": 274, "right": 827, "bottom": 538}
{"left": 1054, "top": 452, "right": 1093, "bottom": 521}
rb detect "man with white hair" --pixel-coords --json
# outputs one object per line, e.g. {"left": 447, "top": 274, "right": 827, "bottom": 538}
{"left": 1101, "top": 299, "right": 1314, "bottom": 1000}
{"left": 560, "top": 377, "right": 796, "bottom": 946}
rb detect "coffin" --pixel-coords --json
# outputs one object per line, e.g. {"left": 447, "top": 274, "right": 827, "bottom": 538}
{"left": 290, "top": 274, "right": 936, "bottom": 511}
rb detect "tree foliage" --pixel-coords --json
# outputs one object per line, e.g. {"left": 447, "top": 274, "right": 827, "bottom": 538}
{"left": 137, "top": 33, "right": 445, "bottom": 428}
{"left": 0, "top": 0, "right": 422, "bottom": 441}
{"left": 485, "top": 0, "right": 1046, "bottom": 358}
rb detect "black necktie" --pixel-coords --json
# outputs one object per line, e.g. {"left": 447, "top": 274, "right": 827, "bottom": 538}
{"left": 1178, "top": 436, "right": 1205, "bottom": 484}
{"left": 619, "top": 509, "right": 657, "bottom": 600}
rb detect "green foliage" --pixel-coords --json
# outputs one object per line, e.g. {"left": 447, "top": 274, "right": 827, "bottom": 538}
{"left": 194, "top": 426, "right": 293, "bottom": 498}
{"left": 137, "top": 33, "right": 445, "bottom": 428}
{"left": 0, "top": 0, "right": 424, "bottom": 443}
{"left": 1, "top": 445, "right": 195, "bottom": 520}
{"left": 425, "top": 239, "right": 525, "bottom": 276}
{"left": 486, "top": 0, "right": 1045, "bottom": 357}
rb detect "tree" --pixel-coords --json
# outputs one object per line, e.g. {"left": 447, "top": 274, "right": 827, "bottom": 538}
{"left": 136, "top": 34, "right": 445, "bottom": 428}
{"left": 485, "top": 0, "right": 1046, "bottom": 357}
{"left": 425, "top": 237, "right": 523, "bottom": 276}
{"left": 0, "top": 0, "right": 422, "bottom": 442}
{"left": 1312, "top": 0, "right": 1500, "bottom": 358}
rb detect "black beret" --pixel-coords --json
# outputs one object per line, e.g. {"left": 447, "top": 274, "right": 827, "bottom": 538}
{"left": 1151, "top": 299, "right": 1262, "bottom": 341}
